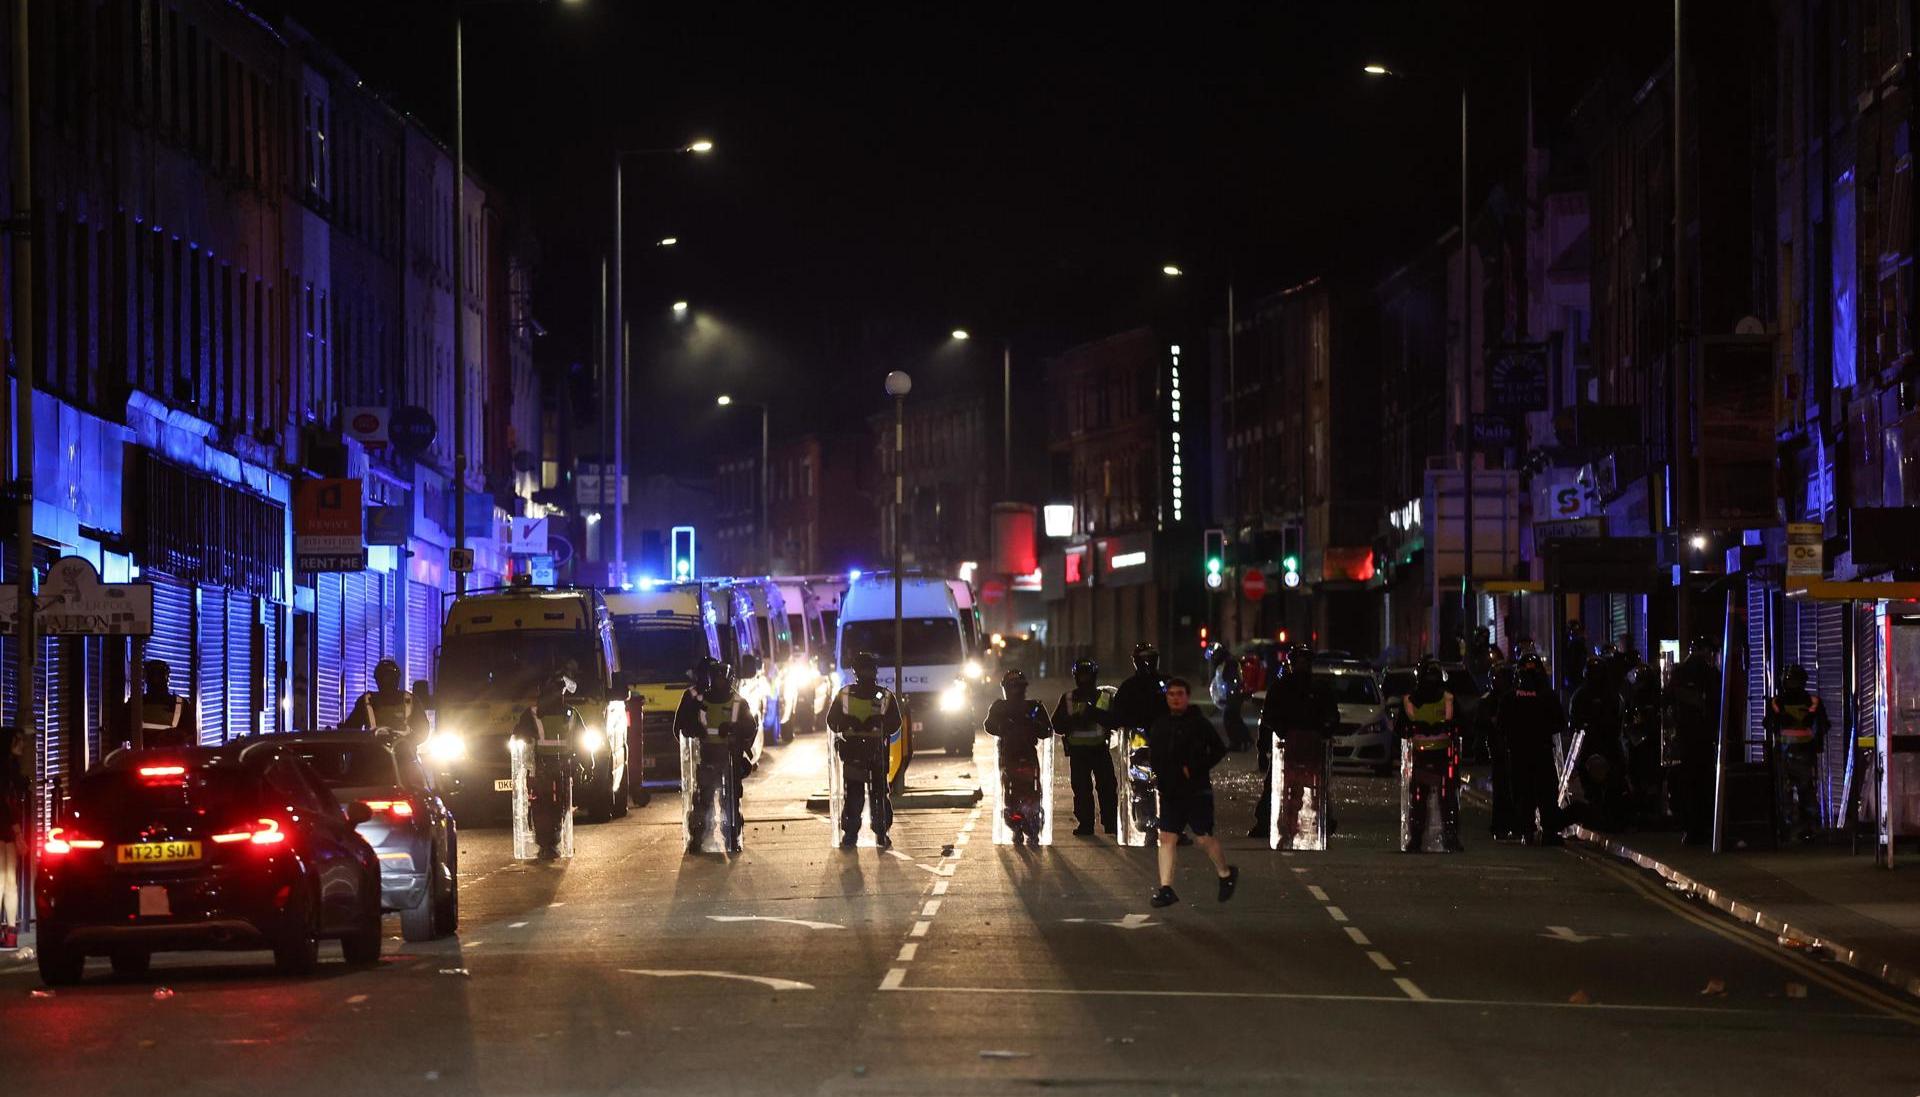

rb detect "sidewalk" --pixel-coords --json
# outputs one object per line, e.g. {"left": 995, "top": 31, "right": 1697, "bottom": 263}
{"left": 1565, "top": 824, "right": 1920, "bottom": 1000}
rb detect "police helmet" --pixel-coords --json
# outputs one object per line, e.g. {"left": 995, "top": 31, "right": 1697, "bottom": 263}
{"left": 693, "top": 657, "right": 732, "bottom": 697}
{"left": 1781, "top": 663, "right": 1808, "bottom": 691}
{"left": 852, "top": 650, "right": 880, "bottom": 683}
{"left": 1132, "top": 642, "right": 1160, "bottom": 674}
{"left": 374, "top": 657, "right": 402, "bottom": 688}
{"left": 1070, "top": 657, "right": 1099, "bottom": 687}
{"left": 1415, "top": 657, "right": 1443, "bottom": 689}
{"left": 1002, "top": 668, "right": 1029, "bottom": 701}
{"left": 1285, "top": 643, "right": 1314, "bottom": 676}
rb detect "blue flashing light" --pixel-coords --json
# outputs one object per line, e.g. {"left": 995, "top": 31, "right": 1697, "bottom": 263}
{"left": 848, "top": 568, "right": 863, "bottom": 582}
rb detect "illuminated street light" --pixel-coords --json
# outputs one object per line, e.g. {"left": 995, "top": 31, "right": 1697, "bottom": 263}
{"left": 1162, "top": 264, "right": 1184, "bottom": 277}
{"left": 716, "top": 394, "right": 733, "bottom": 407}
{"left": 951, "top": 329, "right": 971, "bottom": 341}
{"left": 672, "top": 300, "right": 690, "bottom": 314}
{"left": 687, "top": 140, "right": 715, "bottom": 153}
{"left": 1362, "top": 63, "right": 1393, "bottom": 76}
{"left": 657, "top": 236, "right": 679, "bottom": 247}
{"left": 1689, "top": 534, "right": 1709, "bottom": 551}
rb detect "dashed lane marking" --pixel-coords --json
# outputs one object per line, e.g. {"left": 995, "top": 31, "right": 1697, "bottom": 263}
{"left": 1344, "top": 927, "right": 1371, "bottom": 946}
{"left": 1366, "top": 951, "right": 1397, "bottom": 972}
{"left": 880, "top": 968, "right": 907, "bottom": 991}
{"left": 910, "top": 920, "right": 931, "bottom": 938}
{"left": 1393, "top": 978, "right": 1430, "bottom": 1002}
{"left": 1325, "top": 906, "right": 1349, "bottom": 924}
{"left": 1306, "top": 885, "right": 1329, "bottom": 902}
{"left": 896, "top": 943, "right": 919, "bottom": 962}
{"left": 508, "top": 922, "right": 528, "bottom": 929}
{"left": 922, "top": 900, "right": 942, "bottom": 917}
{"left": 931, "top": 880, "right": 949, "bottom": 896}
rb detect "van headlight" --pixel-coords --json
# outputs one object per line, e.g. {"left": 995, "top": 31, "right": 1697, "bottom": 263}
{"left": 787, "top": 661, "right": 819, "bottom": 689}
{"left": 963, "top": 659, "right": 983, "bottom": 681}
{"left": 939, "top": 681, "right": 968, "bottom": 713}
{"left": 424, "top": 732, "right": 468, "bottom": 765}
{"left": 577, "top": 728, "right": 605, "bottom": 755}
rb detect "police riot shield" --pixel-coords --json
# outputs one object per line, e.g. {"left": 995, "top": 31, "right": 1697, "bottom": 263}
{"left": 1270, "top": 734, "right": 1331, "bottom": 851}
{"left": 1554, "top": 729, "right": 1586, "bottom": 810}
{"left": 990, "top": 734, "right": 1055, "bottom": 846}
{"left": 511, "top": 740, "right": 574, "bottom": 861}
{"left": 1399, "top": 740, "right": 1449, "bottom": 853}
{"left": 1114, "top": 728, "right": 1157, "bottom": 847}
{"left": 828, "top": 735, "right": 889, "bottom": 849}
{"left": 682, "top": 735, "right": 739, "bottom": 854}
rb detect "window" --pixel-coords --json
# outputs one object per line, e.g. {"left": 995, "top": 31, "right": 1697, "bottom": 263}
{"left": 265, "top": 759, "right": 327, "bottom": 814}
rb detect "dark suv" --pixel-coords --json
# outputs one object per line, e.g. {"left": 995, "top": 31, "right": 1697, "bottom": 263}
{"left": 34, "top": 743, "right": 383, "bottom": 985}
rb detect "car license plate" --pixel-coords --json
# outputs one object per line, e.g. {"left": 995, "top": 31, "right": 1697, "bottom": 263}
{"left": 493, "top": 779, "right": 515, "bottom": 792}
{"left": 116, "top": 840, "right": 201, "bottom": 865}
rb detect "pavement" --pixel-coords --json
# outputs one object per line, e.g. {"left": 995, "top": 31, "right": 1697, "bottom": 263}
{"left": 2, "top": 718, "right": 1918, "bottom": 1096}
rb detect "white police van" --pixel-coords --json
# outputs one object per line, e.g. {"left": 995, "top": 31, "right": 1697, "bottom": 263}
{"left": 836, "top": 574, "right": 978, "bottom": 755}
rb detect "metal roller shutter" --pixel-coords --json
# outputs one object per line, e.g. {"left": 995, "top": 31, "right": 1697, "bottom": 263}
{"left": 315, "top": 573, "right": 344, "bottom": 727}
{"left": 1745, "top": 581, "right": 1774, "bottom": 763}
{"left": 38, "top": 637, "right": 64, "bottom": 828}
{"left": 342, "top": 573, "right": 370, "bottom": 709}
{"left": 377, "top": 572, "right": 398, "bottom": 663}
{"left": 227, "top": 591, "right": 255, "bottom": 739}
{"left": 1850, "top": 602, "right": 1880, "bottom": 828}
{"left": 197, "top": 586, "right": 227, "bottom": 745}
{"left": 146, "top": 577, "right": 195, "bottom": 707}
{"left": 1815, "top": 601, "right": 1849, "bottom": 822}
{"left": 84, "top": 638, "right": 105, "bottom": 770}
{"left": 407, "top": 580, "right": 435, "bottom": 689}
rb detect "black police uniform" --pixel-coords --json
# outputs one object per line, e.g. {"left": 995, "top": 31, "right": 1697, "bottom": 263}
{"left": 674, "top": 686, "right": 757, "bottom": 852}
{"left": 1668, "top": 652, "right": 1721, "bottom": 845}
{"left": 1567, "top": 673, "right": 1630, "bottom": 831}
{"left": 985, "top": 695, "right": 1054, "bottom": 842}
{"left": 1495, "top": 667, "right": 1566, "bottom": 843}
{"left": 1052, "top": 685, "right": 1118, "bottom": 834}
{"left": 342, "top": 689, "right": 426, "bottom": 736}
{"left": 827, "top": 681, "right": 903, "bottom": 846}
{"left": 1766, "top": 684, "right": 1830, "bottom": 841}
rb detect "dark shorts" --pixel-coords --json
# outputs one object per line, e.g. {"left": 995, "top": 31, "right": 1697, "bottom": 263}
{"left": 1155, "top": 789, "right": 1215, "bottom": 837}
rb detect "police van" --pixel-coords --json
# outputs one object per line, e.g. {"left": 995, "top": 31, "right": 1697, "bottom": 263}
{"left": 605, "top": 582, "right": 724, "bottom": 790}
{"left": 774, "top": 577, "right": 832, "bottom": 733}
{"left": 426, "top": 583, "right": 629, "bottom": 822}
{"left": 836, "top": 574, "right": 978, "bottom": 756}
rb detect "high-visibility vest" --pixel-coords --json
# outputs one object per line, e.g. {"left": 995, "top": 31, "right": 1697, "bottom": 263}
{"left": 1407, "top": 696, "right": 1451, "bottom": 750}
{"left": 355, "top": 692, "right": 413, "bottom": 730}
{"left": 838, "top": 693, "right": 884, "bottom": 737}
{"left": 703, "top": 701, "right": 742, "bottom": 742}
{"left": 533, "top": 712, "right": 571, "bottom": 753}
{"left": 1776, "top": 699, "right": 1817, "bottom": 744}
{"left": 1065, "top": 692, "right": 1110, "bottom": 746}
{"left": 142, "top": 697, "right": 184, "bottom": 732}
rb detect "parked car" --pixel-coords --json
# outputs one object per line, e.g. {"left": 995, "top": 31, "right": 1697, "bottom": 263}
{"left": 278, "top": 731, "right": 459, "bottom": 942}
{"left": 1319, "top": 664, "right": 1393, "bottom": 773}
{"left": 34, "top": 744, "right": 383, "bottom": 984}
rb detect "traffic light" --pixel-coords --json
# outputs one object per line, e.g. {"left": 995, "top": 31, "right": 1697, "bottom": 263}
{"left": 670, "top": 525, "right": 696, "bottom": 581}
{"left": 1281, "top": 523, "right": 1302, "bottom": 589}
{"left": 1203, "top": 527, "right": 1226, "bottom": 590}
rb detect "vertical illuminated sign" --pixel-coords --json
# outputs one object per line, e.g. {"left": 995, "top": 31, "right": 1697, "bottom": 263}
{"left": 1168, "top": 344, "right": 1185, "bottom": 523}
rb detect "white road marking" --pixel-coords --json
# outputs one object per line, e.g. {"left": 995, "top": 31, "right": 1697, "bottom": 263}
{"left": 910, "top": 920, "right": 932, "bottom": 938}
{"left": 345, "top": 994, "right": 369, "bottom": 1004}
{"left": 885, "top": 850, "right": 914, "bottom": 862}
{"left": 622, "top": 969, "right": 814, "bottom": 992}
{"left": 1541, "top": 925, "right": 1603, "bottom": 944}
{"left": 1344, "top": 927, "right": 1371, "bottom": 946}
{"left": 1062, "top": 914, "right": 1161, "bottom": 930}
{"left": 913, "top": 862, "right": 956, "bottom": 877}
{"left": 707, "top": 915, "right": 845, "bottom": 931}
{"left": 1307, "top": 885, "right": 1329, "bottom": 902}
{"left": 1366, "top": 951, "right": 1397, "bottom": 972}
{"left": 1394, "top": 978, "right": 1430, "bottom": 1001}
{"left": 955, "top": 832, "right": 970, "bottom": 846}
{"left": 931, "top": 880, "right": 949, "bottom": 896}
{"left": 1290, "top": 867, "right": 1309, "bottom": 873}
{"left": 464, "top": 941, "right": 484, "bottom": 949}
{"left": 884, "top": 984, "right": 1872, "bottom": 1016}
{"left": 896, "top": 943, "right": 919, "bottom": 962}
{"left": 548, "top": 902, "right": 565, "bottom": 908}
{"left": 880, "top": 968, "right": 908, "bottom": 990}
{"left": 1325, "top": 906, "right": 1349, "bottom": 924}
{"left": 922, "top": 900, "right": 942, "bottom": 917}
{"left": 508, "top": 922, "right": 529, "bottom": 929}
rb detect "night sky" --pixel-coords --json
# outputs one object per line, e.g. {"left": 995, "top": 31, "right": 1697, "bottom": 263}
{"left": 280, "top": 1, "right": 1668, "bottom": 471}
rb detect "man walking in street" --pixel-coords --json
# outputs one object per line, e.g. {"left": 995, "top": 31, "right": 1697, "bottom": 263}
{"left": 1147, "top": 678, "right": 1236, "bottom": 908}
{"left": 1053, "top": 658, "right": 1118, "bottom": 835}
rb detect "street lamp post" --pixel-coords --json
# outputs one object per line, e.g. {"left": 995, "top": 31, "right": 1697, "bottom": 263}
{"left": 611, "top": 140, "right": 711, "bottom": 584}
{"left": 885, "top": 371, "right": 913, "bottom": 715}
{"left": 951, "top": 329, "right": 1013, "bottom": 502}
{"left": 1365, "top": 62, "right": 1472, "bottom": 654}
{"left": 716, "top": 395, "right": 771, "bottom": 574}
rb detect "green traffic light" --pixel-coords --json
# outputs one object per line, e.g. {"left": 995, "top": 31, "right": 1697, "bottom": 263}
{"left": 1282, "top": 554, "right": 1300, "bottom": 572}
{"left": 1206, "top": 556, "right": 1223, "bottom": 575}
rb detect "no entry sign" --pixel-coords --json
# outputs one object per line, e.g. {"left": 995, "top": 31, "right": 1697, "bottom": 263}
{"left": 1241, "top": 568, "right": 1267, "bottom": 601}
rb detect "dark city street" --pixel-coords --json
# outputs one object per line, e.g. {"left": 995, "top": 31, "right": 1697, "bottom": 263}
{"left": 2, "top": 1, "right": 1920, "bottom": 1094}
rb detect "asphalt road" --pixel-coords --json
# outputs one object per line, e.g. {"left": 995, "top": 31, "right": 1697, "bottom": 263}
{"left": 3, "top": 724, "right": 1918, "bottom": 1096}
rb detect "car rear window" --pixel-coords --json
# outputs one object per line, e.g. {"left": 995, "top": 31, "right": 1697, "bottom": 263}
{"left": 66, "top": 767, "right": 260, "bottom": 823}
{"left": 284, "top": 743, "right": 399, "bottom": 788}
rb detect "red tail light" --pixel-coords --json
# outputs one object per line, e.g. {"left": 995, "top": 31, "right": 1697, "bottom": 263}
{"left": 362, "top": 799, "right": 415, "bottom": 818}
{"left": 138, "top": 764, "right": 187, "bottom": 786}
{"left": 43, "top": 827, "right": 104, "bottom": 855}
{"left": 211, "top": 818, "right": 285, "bottom": 846}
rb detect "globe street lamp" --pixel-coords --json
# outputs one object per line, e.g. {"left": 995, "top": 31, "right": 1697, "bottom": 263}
{"left": 885, "top": 370, "right": 913, "bottom": 740}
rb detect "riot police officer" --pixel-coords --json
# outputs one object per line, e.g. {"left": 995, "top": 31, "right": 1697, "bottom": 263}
{"left": 1210, "top": 644, "right": 1252, "bottom": 751}
{"left": 1567, "top": 651, "right": 1630, "bottom": 831}
{"left": 1766, "top": 663, "right": 1830, "bottom": 843}
{"left": 985, "top": 669, "right": 1055, "bottom": 845}
{"left": 343, "top": 658, "right": 428, "bottom": 736}
{"left": 1249, "top": 644, "right": 1338, "bottom": 840}
{"left": 1052, "top": 658, "right": 1118, "bottom": 835}
{"left": 127, "top": 659, "right": 196, "bottom": 750}
{"left": 510, "top": 673, "right": 584, "bottom": 860}
{"left": 1496, "top": 652, "right": 1567, "bottom": 845}
{"left": 1483, "top": 659, "right": 1521, "bottom": 839}
{"left": 675, "top": 658, "right": 758, "bottom": 854}
{"left": 1399, "top": 657, "right": 1462, "bottom": 852}
{"left": 1668, "top": 640, "right": 1721, "bottom": 845}
{"left": 1621, "top": 656, "right": 1663, "bottom": 821}
{"left": 1112, "top": 642, "right": 1170, "bottom": 732}
{"left": 827, "top": 651, "right": 903, "bottom": 849}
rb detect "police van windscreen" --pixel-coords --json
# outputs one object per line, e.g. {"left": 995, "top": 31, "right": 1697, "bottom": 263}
{"left": 841, "top": 618, "right": 964, "bottom": 666}
{"left": 617, "top": 624, "right": 707, "bottom": 683}
{"left": 437, "top": 633, "right": 600, "bottom": 702}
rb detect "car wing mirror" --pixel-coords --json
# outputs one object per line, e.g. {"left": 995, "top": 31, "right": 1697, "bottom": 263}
{"left": 344, "top": 801, "right": 374, "bottom": 825}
